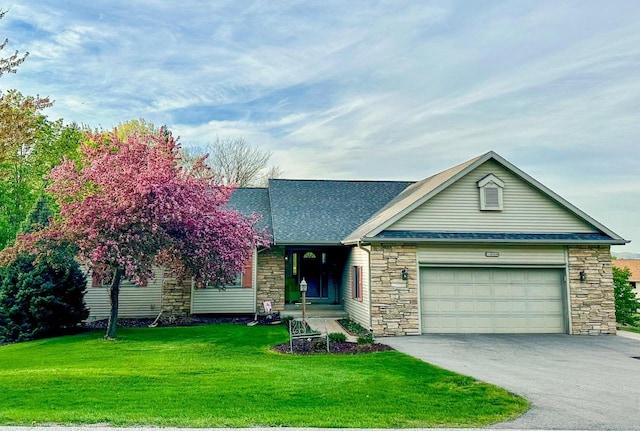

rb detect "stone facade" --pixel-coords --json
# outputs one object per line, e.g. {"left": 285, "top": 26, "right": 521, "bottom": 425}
{"left": 568, "top": 245, "right": 616, "bottom": 335}
{"left": 161, "top": 269, "right": 191, "bottom": 317}
{"left": 256, "top": 246, "right": 286, "bottom": 312}
{"left": 370, "top": 243, "right": 420, "bottom": 336}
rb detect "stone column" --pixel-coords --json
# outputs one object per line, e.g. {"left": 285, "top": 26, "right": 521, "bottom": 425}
{"left": 256, "top": 246, "right": 286, "bottom": 311}
{"left": 568, "top": 245, "right": 616, "bottom": 335}
{"left": 161, "top": 269, "right": 192, "bottom": 317}
{"left": 370, "top": 243, "right": 419, "bottom": 336}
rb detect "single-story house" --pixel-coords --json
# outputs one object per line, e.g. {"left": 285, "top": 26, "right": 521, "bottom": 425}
{"left": 612, "top": 259, "right": 640, "bottom": 299}
{"left": 85, "top": 151, "right": 628, "bottom": 335}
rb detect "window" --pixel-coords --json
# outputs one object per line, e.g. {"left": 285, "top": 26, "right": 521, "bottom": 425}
{"left": 91, "top": 271, "right": 112, "bottom": 288}
{"left": 477, "top": 174, "right": 505, "bottom": 211}
{"left": 352, "top": 265, "right": 363, "bottom": 301}
{"left": 207, "top": 273, "right": 242, "bottom": 289}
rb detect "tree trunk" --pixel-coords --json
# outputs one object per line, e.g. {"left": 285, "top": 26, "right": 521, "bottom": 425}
{"left": 105, "top": 268, "right": 124, "bottom": 340}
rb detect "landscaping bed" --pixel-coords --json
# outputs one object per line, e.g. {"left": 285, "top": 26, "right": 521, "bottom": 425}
{"left": 273, "top": 339, "right": 393, "bottom": 354}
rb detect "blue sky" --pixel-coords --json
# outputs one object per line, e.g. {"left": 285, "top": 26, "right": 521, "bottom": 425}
{"left": 2, "top": 1, "right": 639, "bottom": 253}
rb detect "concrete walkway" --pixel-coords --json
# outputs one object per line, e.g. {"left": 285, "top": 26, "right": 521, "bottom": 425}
{"left": 618, "top": 328, "right": 640, "bottom": 341}
{"left": 306, "top": 318, "right": 357, "bottom": 342}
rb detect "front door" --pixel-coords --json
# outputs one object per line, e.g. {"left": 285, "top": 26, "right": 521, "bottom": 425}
{"left": 300, "top": 251, "right": 324, "bottom": 297}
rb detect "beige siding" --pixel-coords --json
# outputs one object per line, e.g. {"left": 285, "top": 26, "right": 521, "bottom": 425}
{"left": 418, "top": 244, "right": 566, "bottom": 266}
{"left": 341, "top": 245, "right": 371, "bottom": 329}
{"left": 85, "top": 267, "right": 164, "bottom": 320}
{"left": 191, "top": 288, "right": 255, "bottom": 314}
{"left": 389, "top": 160, "right": 596, "bottom": 233}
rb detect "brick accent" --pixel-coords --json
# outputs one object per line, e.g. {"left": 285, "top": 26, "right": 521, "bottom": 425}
{"left": 161, "top": 269, "right": 191, "bottom": 317}
{"left": 256, "top": 246, "right": 285, "bottom": 312}
{"left": 568, "top": 245, "right": 616, "bottom": 335}
{"left": 370, "top": 243, "right": 419, "bottom": 336}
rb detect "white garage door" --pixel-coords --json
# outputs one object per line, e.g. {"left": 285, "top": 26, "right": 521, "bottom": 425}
{"left": 420, "top": 267, "right": 566, "bottom": 334}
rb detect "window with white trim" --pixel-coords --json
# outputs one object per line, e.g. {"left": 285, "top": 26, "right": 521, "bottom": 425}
{"left": 477, "top": 174, "right": 504, "bottom": 211}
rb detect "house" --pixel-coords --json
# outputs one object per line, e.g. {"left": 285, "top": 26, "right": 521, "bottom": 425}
{"left": 84, "top": 151, "right": 628, "bottom": 336}
{"left": 612, "top": 259, "right": 640, "bottom": 299}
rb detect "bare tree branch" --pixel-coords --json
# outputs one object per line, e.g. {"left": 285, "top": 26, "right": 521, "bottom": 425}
{"left": 0, "top": 10, "right": 29, "bottom": 78}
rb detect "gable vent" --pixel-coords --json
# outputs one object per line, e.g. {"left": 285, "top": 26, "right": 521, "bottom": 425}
{"left": 484, "top": 187, "right": 500, "bottom": 208}
{"left": 477, "top": 174, "right": 504, "bottom": 211}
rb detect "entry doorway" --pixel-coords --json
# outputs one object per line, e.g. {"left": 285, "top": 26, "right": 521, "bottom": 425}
{"left": 284, "top": 247, "right": 347, "bottom": 304}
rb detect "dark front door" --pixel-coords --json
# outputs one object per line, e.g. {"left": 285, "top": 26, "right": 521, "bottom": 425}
{"left": 300, "top": 251, "right": 323, "bottom": 297}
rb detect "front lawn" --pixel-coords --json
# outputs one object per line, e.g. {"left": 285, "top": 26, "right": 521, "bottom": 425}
{"left": 0, "top": 324, "right": 528, "bottom": 427}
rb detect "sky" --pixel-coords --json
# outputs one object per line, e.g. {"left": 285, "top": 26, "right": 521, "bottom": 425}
{"left": 1, "top": 0, "right": 639, "bottom": 253}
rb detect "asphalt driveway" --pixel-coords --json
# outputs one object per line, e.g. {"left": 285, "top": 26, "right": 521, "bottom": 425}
{"left": 382, "top": 334, "right": 640, "bottom": 430}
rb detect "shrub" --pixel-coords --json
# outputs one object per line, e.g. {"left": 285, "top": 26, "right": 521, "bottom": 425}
{"left": 337, "top": 318, "right": 369, "bottom": 335}
{"left": 357, "top": 333, "right": 374, "bottom": 345}
{"left": 329, "top": 332, "right": 347, "bottom": 343}
{"left": 0, "top": 245, "right": 88, "bottom": 343}
{"left": 613, "top": 266, "right": 640, "bottom": 326}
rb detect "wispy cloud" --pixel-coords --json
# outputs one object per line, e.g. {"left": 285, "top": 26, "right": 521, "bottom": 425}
{"left": 1, "top": 0, "right": 639, "bottom": 250}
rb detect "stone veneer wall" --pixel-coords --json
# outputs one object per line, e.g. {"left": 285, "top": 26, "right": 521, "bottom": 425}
{"left": 568, "top": 245, "right": 616, "bottom": 335}
{"left": 370, "top": 243, "right": 420, "bottom": 336}
{"left": 161, "top": 269, "right": 191, "bottom": 317}
{"left": 256, "top": 246, "right": 285, "bottom": 312}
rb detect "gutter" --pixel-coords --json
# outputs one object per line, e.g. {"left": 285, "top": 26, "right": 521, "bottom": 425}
{"left": 362, "top": 237, "right": 629, "bottom": 245}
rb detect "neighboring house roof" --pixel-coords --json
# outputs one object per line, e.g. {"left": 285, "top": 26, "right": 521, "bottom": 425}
{"left": 227, "top": 187, "right": 273, "bottom": 236}
{"left": 267, "top": 179, "right": 413, "bottom": 245}
{"left": 612, "top": 259, "right": 640, "bottom": 282}
{"left": 343, "top": 151, "right": 627, "bottom": 245}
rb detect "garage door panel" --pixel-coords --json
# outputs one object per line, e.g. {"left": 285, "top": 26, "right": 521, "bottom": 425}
{"left": 421, "top": 267, "right": 566, "bottom": 334}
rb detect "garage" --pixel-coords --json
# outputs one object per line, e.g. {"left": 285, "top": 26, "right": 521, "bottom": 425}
{"left": 420, "top": 267, "right": 566, "bottom": 334}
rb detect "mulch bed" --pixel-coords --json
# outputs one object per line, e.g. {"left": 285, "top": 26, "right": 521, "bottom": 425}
{"left": 272, "top": 340, "right": 393, "bottom": 355}
{"left": 84, "top": 315, "right": 253, "bottom": 329}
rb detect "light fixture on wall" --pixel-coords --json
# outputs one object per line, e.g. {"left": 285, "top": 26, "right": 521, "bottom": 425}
{"left": 579, "top": 271, "right": 586, "bottom": 282}
{"left": 401, "top": 267, "right": 409, "bottom": 281}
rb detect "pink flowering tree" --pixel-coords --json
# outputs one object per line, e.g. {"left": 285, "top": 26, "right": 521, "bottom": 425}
{"left": 2, "top": 129, "right": 268, "bottom": 339}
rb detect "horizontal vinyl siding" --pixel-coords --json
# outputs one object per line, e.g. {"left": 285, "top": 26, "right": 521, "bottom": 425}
{"left": 389, "top": 160, "right": 596, "bottom": 233}
{"left": 341, "top": 246, "right": 370, "bottom": 329}
{"left": 191, "top": 288, "right": 255, "bottom": 314}
{"left": 418, "top": 244, "right": 566, "bottom": 266}
{"left": 85, "top": 267, "right": 164, "bottom": 320}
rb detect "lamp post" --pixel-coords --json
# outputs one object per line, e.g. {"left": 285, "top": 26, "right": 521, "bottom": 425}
{"left": 300, "top": 277, "right": 308, "bottom": 322}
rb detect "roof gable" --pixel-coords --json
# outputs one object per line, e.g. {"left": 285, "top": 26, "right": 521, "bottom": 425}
{"left": 344, "top": 151, "right": 627, "bottom": 244}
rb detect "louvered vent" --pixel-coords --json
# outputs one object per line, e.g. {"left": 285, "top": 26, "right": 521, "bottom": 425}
{"left": 484, "top": 187, "right": 500, "bottom": 208}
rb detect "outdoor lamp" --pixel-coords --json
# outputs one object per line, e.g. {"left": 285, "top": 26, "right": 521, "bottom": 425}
{"left": 401, "top": 267, "right": 409, "bottom": 281}
{"left": 300, "top": 277, "right": 308, "bottom": 292}
{"left": 579, "top": 271, "right": 586, "bottom": 282}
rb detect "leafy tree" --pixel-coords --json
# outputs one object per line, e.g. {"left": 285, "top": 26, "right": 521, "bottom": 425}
{"left": 184, "top": 137, "right": 282, "bottom": 187}
{"left": 612, "top": 265, "right": 639, "bottom": 326}
{"left": 0, "top": 243, "right": 88, "bottom": 343}
{"left": 1, "top": 130, "right": 269, "bottom": 339}
{"left": 0, "top": 10, "right": 28, "bottom": 78}
{"left": 0, "top": 91, "right": 52, "bottom": 246}
{"left": 19, "top": 194, "right": 53, "bottom": 234}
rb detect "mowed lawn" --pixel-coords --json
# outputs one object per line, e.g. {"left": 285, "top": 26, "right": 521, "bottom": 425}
{"left": 0, "top": 324, "right": 528, "bottom": 427}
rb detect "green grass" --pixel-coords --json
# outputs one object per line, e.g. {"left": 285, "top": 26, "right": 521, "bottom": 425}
{"left": 0, "top": 324, "right": 528, "bottom": 427}
{"left": 619, "top": 325, "right": 640, "bottom": 334}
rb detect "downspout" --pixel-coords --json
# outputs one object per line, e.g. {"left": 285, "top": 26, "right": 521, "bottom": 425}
{"left": 357, "top": 240, "right": 373, "bottom": 332}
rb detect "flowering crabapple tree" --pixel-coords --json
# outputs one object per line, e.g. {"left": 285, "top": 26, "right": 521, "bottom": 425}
{"left": 3, "top": 129, "right": 268, "bottom": 339}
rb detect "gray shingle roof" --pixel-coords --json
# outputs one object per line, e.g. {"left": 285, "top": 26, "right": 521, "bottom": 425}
{"left": 267, "top": 179, "right": 413, "bottom": 244}
{"left": 226, "top": 187, "right": 273, "bottom": 236}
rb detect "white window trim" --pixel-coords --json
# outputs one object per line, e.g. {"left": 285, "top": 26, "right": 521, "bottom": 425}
{"left": 477, "top": 174, "right": 504, "bottom": 211}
